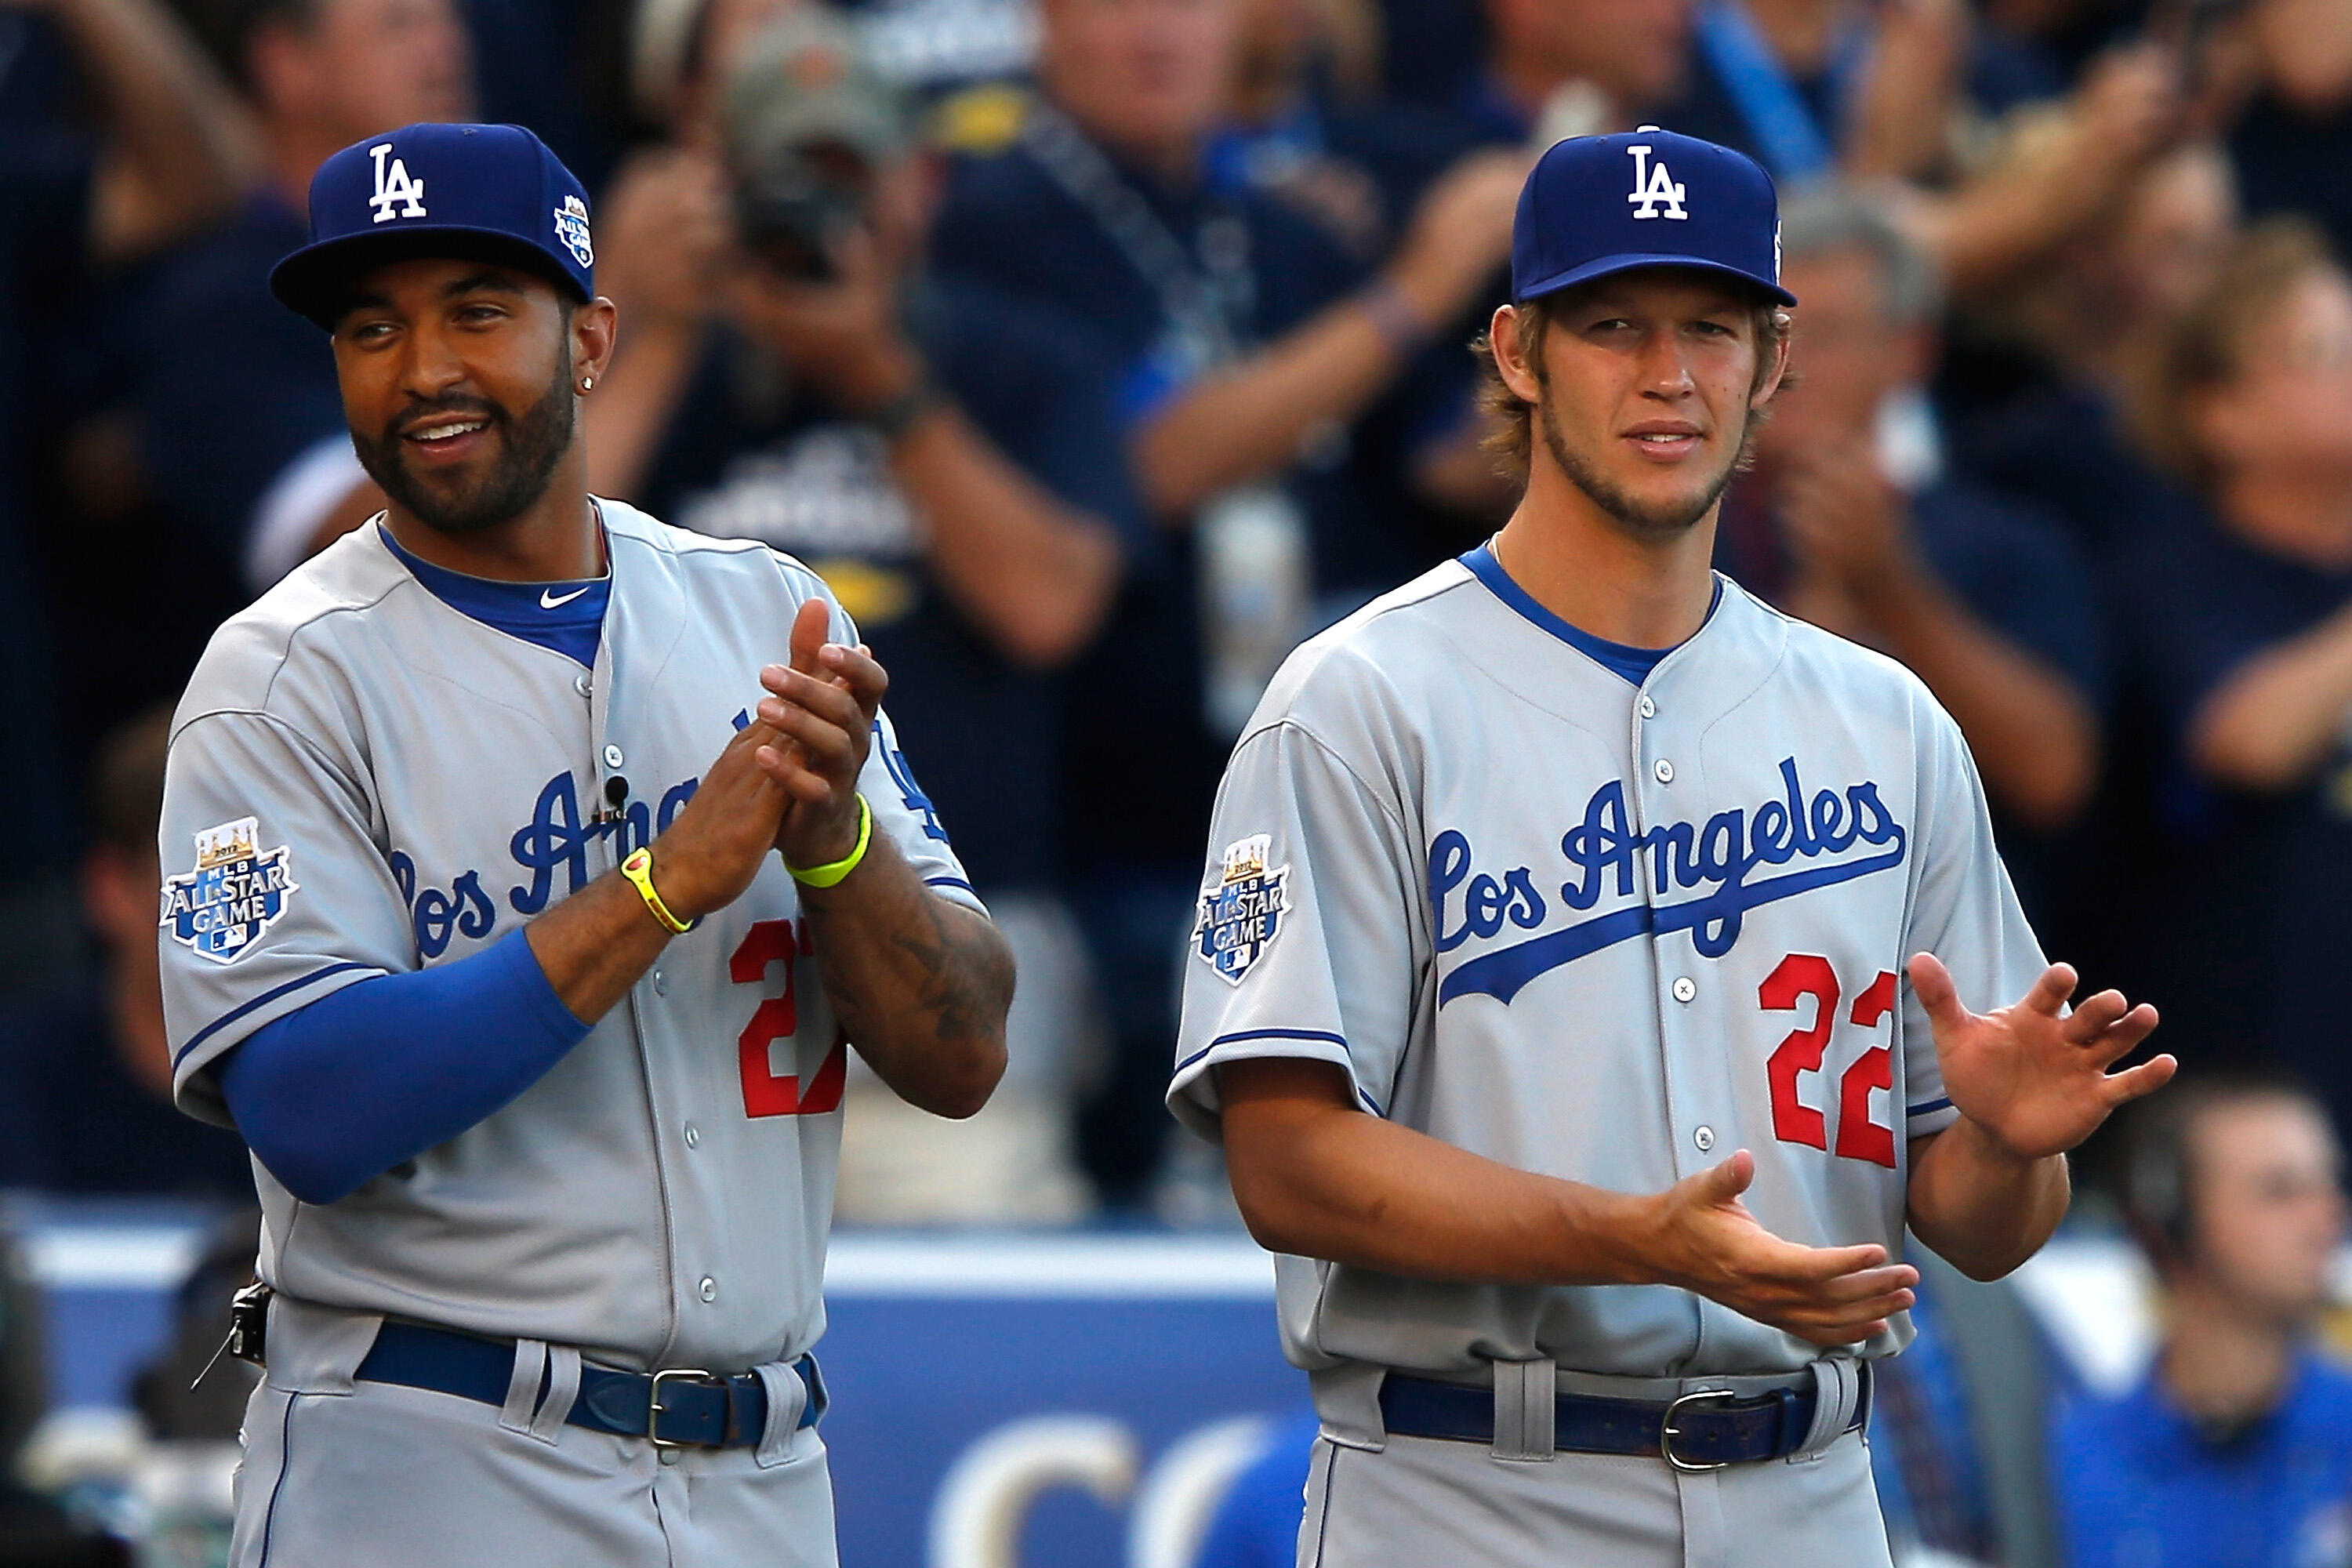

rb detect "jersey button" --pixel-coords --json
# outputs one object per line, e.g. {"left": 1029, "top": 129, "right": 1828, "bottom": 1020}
{"left": 652, "top": 969, "right": 669, "bottom": 996}
{"left": 1671, "top": 976, "right": 1696, "bottom": 1003}
{"left": 604, "top": 743, "right": 626, "bottom": 769}
{"left": 684, "top": 1123, "right": 701, "bottom": 1149}
{"left": 575, "top": 673, "right": 592, "bottom": 699}
{"left": 699, "top": 1276, "right": 718, "bottom": 1303}
{"left": 1639, "top": 695, "right": 1656, "bottom": 719}
{"left": 1653, "top": 758, "right": 1675, "bottom": 784}
{"left": 1693, "top": 1126, "right": 1715, "bottom": 1152}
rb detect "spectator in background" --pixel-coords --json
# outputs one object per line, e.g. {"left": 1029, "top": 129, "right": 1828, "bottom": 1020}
{"left": 0, "top": 0, "right": 246, "bottom": 1003}
{"left": 1348, "top": 0, "right": 1697, "bottom": 560}
{"left": 590, "top": 10, "right": 1140, "bottom": 1221}
{"left": 2227, "top": 0, "right": 2352, "bottom": 269}
{"left": 1717, "top": 185, "right": 2104, "bottom": 914}
{"left": 2118, "top": 219, "right": 2352, "bottom": 1109}
{"left": 1449, "top": 0, "right": 1688, "bottom": 147}
{"left": 2053, "top": 1073, "right": 2352, "bottom": 1568}
{"left": 0, "top": 709, "right": 254, "bottom": 1200}
{"left": 930, "top": 0, "right": 1520, "bottom": 1206}
{"left": 133, "top": 0, "right": 472, "bottom": 595}
{"left": 1951, "top": 139, "right": 2238, "bottom": 552}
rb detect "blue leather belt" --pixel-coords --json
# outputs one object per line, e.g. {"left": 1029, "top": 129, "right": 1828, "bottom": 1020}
{"left": 1379, "top": 1366, "right": 1868, "bottom": 1470}
{"left": 356, "top": 1320, "right": 823, "bottom": 1450}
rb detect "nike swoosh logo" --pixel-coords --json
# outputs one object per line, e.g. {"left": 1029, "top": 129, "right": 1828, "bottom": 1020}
{"left": 540, "top": 586, "right": 591, "bottom": 609}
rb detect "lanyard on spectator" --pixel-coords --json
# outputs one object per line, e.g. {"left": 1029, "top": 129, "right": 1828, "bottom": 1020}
{"left": 1022, "top": 100, "right": 1307, "bottom": 738}
{"left": 1020, "top": 101, "right": 1258, "bottom": 376}
{"left": 1693, "top": 0, "right": 1862, "bottom": 185}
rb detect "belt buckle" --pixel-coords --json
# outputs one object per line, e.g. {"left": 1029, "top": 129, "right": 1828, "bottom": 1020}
{"left": 1661, "top": 1388, "right": 1736, "bottom": 1473}
{"left": 648, "top": 1367, "right": 720, "bottom": 1450}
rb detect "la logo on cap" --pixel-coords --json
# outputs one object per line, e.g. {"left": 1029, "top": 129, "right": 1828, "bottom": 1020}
{"left": 368, "top": 141, "right": 428, "bottom": 224}
{"left": 1626, "top": 128, "right": 1686, "bottom": 222}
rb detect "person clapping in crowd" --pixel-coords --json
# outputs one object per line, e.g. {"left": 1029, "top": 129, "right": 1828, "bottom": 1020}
{"left": 927, "top": 0, "right": 1524, "bottom": 1207}
{"left": 2054, "top": 1073, "right": 2352, "bottom": 1568}
{"left": 1716, "top": 185, "right": 2105, "bottom": 914}
{"left": 2118, "top": 218, "right": 2352, "bottom": 1117}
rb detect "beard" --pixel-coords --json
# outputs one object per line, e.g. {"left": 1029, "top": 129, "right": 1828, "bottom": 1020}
{"left": 351, "top": 353, "right": 574, "bottom": 535}
{"left": 1537, "top": 383, "right": 1751, "bottom": 538}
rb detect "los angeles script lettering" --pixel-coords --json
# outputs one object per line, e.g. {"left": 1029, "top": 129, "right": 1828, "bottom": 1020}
{"left": 391, "top": 768, "right": 701, "bottom": 957}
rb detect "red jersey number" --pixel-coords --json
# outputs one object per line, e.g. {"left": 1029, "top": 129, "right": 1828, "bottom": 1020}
{"left": 728, "top": 918, "right": 845, "bottom": 1118}
{"left": 1759, "top": 954, "right": 1898, "bottom": 1167}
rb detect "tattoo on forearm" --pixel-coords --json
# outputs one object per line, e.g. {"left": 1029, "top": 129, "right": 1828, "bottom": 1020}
{"left": 819, "top": 881, "right": 1011, "bottom": 1056}
{"left": 887, "top": 899, "right": 1014, "bottom": 1047}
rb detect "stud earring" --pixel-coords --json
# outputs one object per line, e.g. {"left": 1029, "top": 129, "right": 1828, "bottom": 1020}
{"left": 579, "top": 376, "right": 594, "bottom": 392}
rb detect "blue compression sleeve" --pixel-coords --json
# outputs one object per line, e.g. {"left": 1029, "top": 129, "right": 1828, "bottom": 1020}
{"left": 220, "top": 932, "right": 591, "bottom": 1204}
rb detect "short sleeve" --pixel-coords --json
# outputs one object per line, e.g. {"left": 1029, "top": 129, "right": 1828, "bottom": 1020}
{"left": 783, "top": 554, "right": 988, "bottom": 917}
{"left": 159, "top": 710, "right": 410, "bottom": 1124}
{"left": 1168, "top": 720, "right": 1423, "bottom": 1141}
{"left": 1897, "top": 708, "right": 2049, "bottom": 1138}
{"left": 858, "top": 704, "right": 986, "bottom": 916}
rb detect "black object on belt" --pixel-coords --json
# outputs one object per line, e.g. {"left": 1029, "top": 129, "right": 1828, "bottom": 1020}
{"left": 1379, "top": 1367, "right": 1868, "bottom": 1469}
{"left": 356, "top": 1319, "right": 823, "bottom": 1450}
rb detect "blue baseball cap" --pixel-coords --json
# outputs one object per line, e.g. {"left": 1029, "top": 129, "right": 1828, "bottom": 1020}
{"left": 271, "top": 122, "right": 597, "bottom": 329}
{"left": 1512, "top": 126, "right": 1795, "bottom": 308}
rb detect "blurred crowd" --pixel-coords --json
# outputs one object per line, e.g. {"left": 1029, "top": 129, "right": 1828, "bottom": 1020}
{"left": 18, "top": 0, "right": 2352, "bottom": 1559}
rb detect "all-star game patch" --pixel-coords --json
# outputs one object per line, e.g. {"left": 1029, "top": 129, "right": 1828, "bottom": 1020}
{"left": 1195, "top": 833, "right": 1288, "bottom": 985}
{"left": 162, "top": 816, "right": 298, "bottom": 964}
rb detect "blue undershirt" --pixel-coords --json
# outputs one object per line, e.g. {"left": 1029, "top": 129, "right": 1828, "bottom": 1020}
{"left": 222, "top": 933, "right": 590, "bottom": 1204}
{"left": 1461, "top": 543, "right": 1711, "bottom": 685}
{"left": 379, "top": 522, "right": 611, "bottom": 668}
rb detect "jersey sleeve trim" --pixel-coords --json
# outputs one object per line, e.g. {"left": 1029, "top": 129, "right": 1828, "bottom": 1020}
{"left": 1904, "top": 1096, "right": 1960, "bottom": 1136}
{"left": 174, "top": 961, "right": 387, "bottom": 1067}
{"left": 1167, "top": 1027, "right": 1370, "bottom": 1143}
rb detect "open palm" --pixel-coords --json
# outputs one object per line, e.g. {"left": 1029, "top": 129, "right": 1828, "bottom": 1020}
{"left": 1910, "top": 954, "right": 2175, "bottom": 1160}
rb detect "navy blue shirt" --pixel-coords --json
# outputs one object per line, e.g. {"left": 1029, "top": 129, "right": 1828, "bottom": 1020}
{"left": 0, "top": 989, "right": 254, "bottom": 1200}
{"left": 127, "top": 193, "right": 347, "bottom": 586}
{"left": 0, "top": 145, "right": 93, "bottom": 876}
{"left": 2117, "top": 496, "right": 2352, "bottom": 1102}
{"left": 639, "top": 273, "right": 1145, "bottom": 893}
{"left": 2053, "top": 1354, "right": 2352, "bottom": 1568}
{"left": 931, "top": 117, "right": 1363, "bottom": 871}
{"left": 2232, "top": 93, "right": 2352, "bottom": 274}
{"left": 1714, "top": 475, "right": 2110, "bottom": 704}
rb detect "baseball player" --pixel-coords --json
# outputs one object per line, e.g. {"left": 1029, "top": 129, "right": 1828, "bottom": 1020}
{"left": 156, "top": 122, "right": 1011, "bottom": 1568}
{"left": 1170, "top": 128, "right": 2172, "bottom": 1568}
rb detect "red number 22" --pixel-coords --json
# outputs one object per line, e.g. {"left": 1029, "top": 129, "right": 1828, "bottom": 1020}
{"left": 1761, "top": 954, "right": 1897, "bottom": 1168}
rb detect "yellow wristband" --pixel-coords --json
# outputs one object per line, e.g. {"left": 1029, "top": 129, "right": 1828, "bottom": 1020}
{"left": 786, "top": 793, "right": 873, "bottom": 888}
{"left": 620, "top": 847, "right": 695, "bottom": 935}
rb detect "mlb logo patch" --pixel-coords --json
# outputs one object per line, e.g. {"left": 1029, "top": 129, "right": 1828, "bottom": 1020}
{"left": 554, "top": 194, "right": 593, "bottom": 268}
{"left": 161, "top": 816, "right": 299, "bottom": 964}
{"left": 1195, "top": 833, "right": 1288, "bottom": 985}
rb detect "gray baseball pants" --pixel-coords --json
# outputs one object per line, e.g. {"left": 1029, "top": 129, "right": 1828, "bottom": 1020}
{"left": 228, "top": 1297, "right": 836, "bottom": 1568}
{"left": 1297, "top": 1361, "right": 1895, "bottom": 1568}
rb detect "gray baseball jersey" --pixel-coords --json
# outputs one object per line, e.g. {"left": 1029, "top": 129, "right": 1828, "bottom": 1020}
{"left": 159, "top": 498, "right": 982, "bottom": 1375}
{"left": 1170, "top": 546, "right": 2045, "bottom": 1389}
